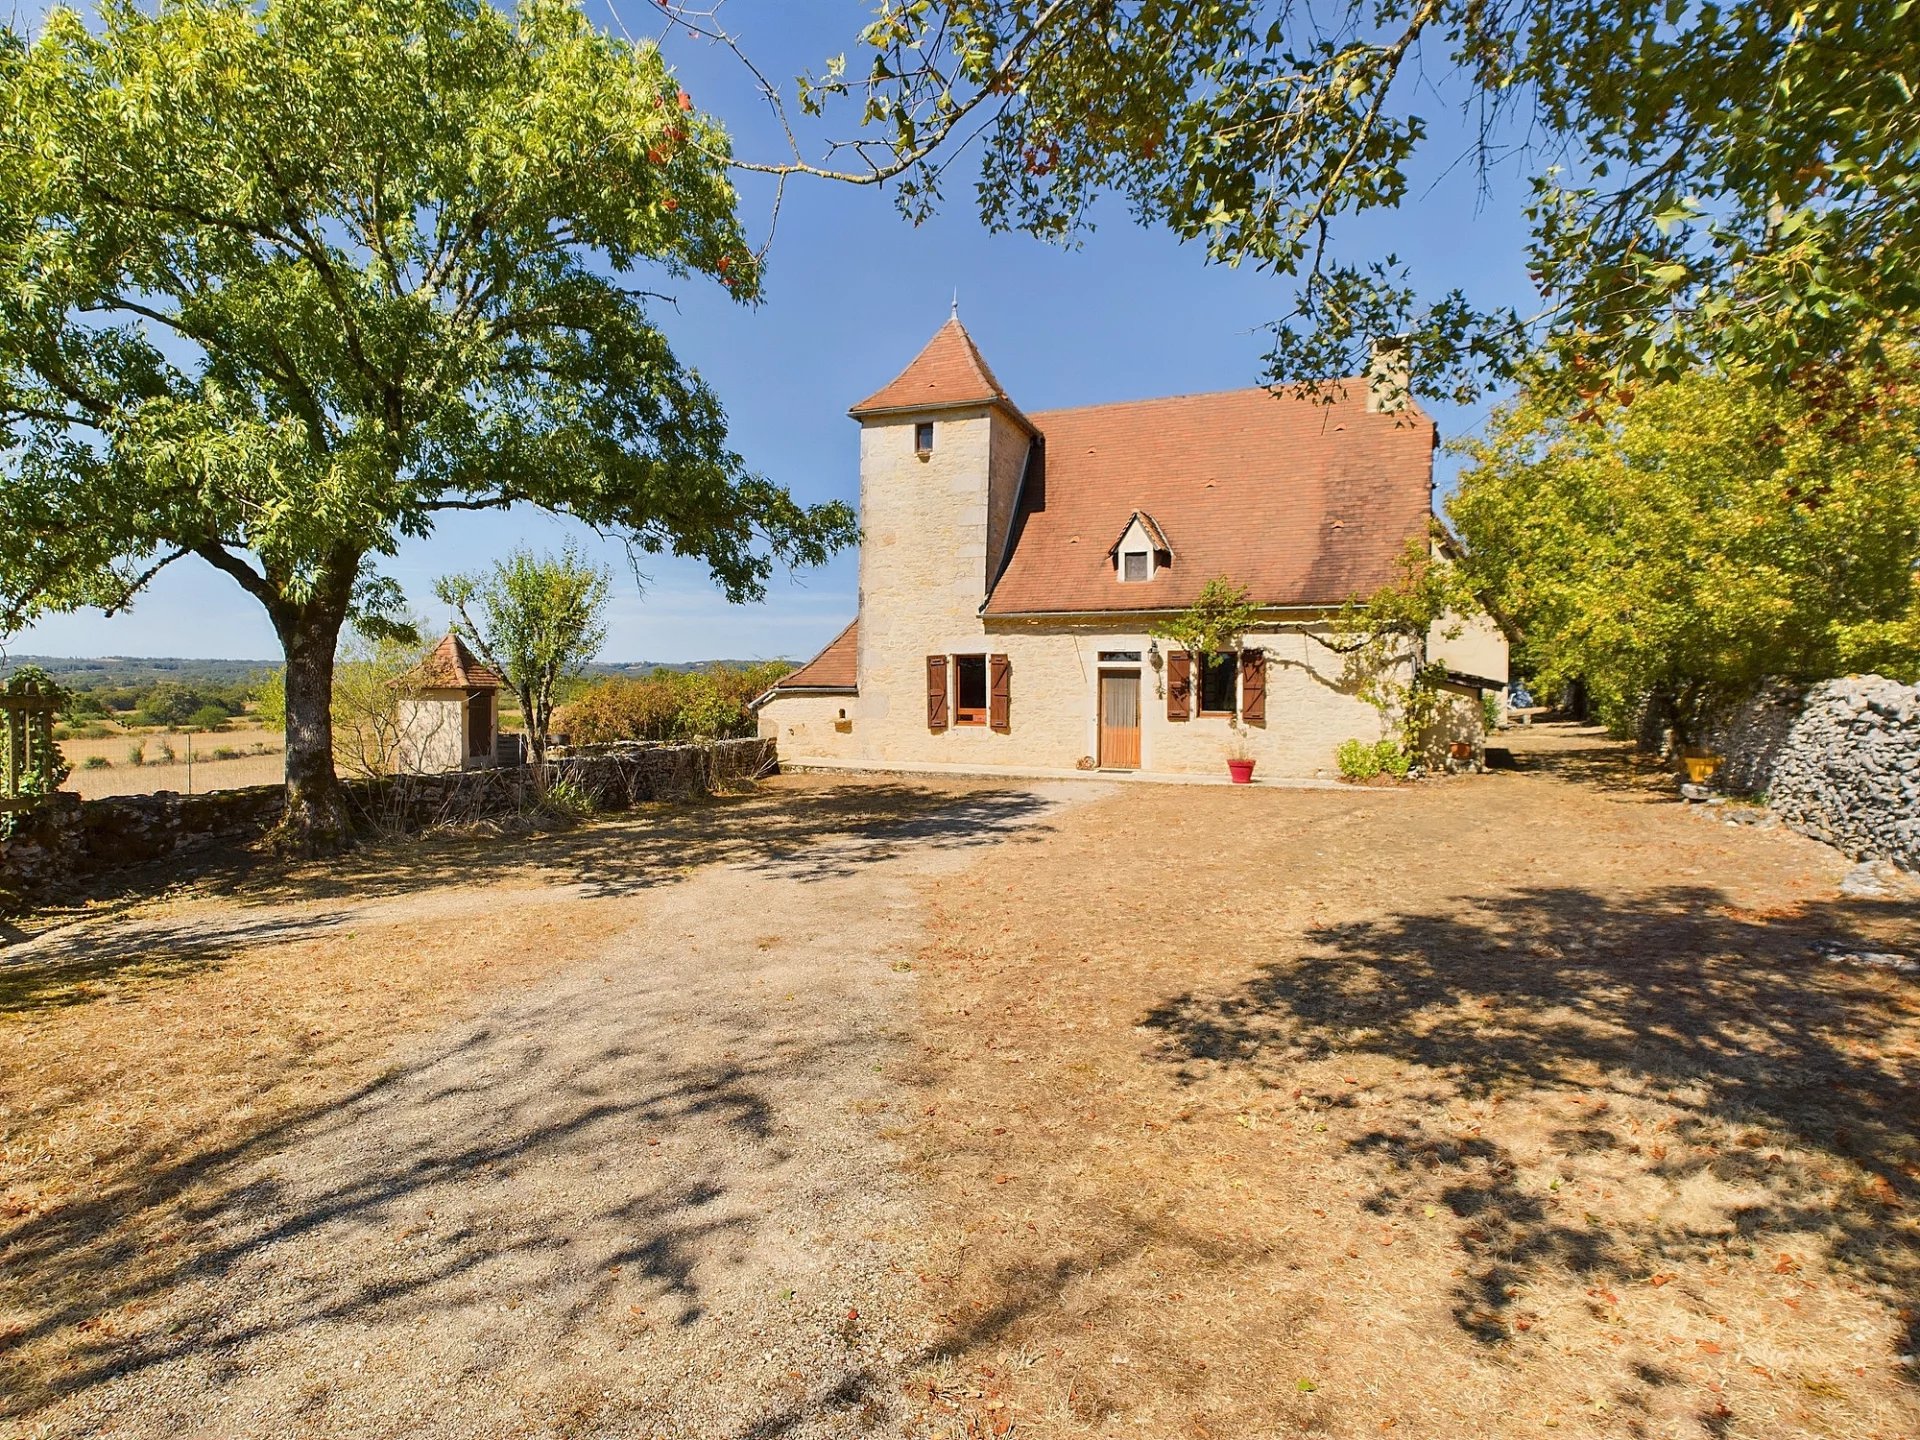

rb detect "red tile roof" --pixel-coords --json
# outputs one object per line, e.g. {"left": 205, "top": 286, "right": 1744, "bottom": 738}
{"left": 849, "top": 317, "right": 1026, "bottom": 422}
{"left": 411, "top": 632, "right": 503, "bottom": 690}
{"left": 983, "top": 386, "right": 1434, "bottom": 616}
{"left": 770, "top": 618, "right": 858, "bottom": 692}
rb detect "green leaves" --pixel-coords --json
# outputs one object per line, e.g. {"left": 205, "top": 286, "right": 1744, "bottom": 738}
{"left": 1449, "top": 352, "right": 1920, "bottom": 728}
{"left": 434, "top": 544, "right": 610, "bottom": 759}
{"left": 0, "top": 0, "right": 853, "bottom": 819}
{"left": 0, "top": 0, "right": 847, "bottom": 637}
{"left": 792, "top": 0, "right": 1920, "bottom": 398}
{"left": 1150, "top": 575, "right": 1257, "bottom": 657}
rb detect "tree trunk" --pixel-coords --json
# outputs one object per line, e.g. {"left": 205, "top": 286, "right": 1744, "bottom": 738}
{"left": 275, "top": 600, "right": 353, "bottom": 854}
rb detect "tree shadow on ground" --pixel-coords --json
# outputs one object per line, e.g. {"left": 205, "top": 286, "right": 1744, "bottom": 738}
{"left": 0, "top": 989, "right": 830, "bottom": 1422}
{"left": 0, "top": 776, "right": 1070, "bottom": 1435}
{"left": 0, "top": 782, "right": 1056, "bottom": 1016}
{"left": 1141, "top": 884, "right": 1920, "bottom": 1356}
{"left": 1495, "top": 723, "right": 1680, "bottom": 801}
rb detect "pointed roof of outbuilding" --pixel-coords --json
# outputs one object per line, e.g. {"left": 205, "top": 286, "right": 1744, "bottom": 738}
{"left": 410, "top": 632, "right": 503, "bottom": 690}
{"left": 849, "top": 316, "right": 1029, "bottom": 427}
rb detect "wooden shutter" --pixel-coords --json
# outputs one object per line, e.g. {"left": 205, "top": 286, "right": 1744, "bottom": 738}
{"left": 989, "top": 653, "right": 1011, "bottom": 731}
{"left": 926, "top": 654, "right": 949, "bottom": 731}
{"left": 1240, "top": 648, "right": 1267, "bottom": 727}
{"left": 1166, "top": 649, "right": 1193, "bottom": 721}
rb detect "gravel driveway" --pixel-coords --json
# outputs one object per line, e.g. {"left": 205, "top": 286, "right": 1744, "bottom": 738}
{"left": 23, "top": 782, "right": 1087, "bottom": 1440}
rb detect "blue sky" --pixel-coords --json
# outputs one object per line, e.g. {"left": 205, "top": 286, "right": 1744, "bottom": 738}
{"left": 10, "top": 1, "right": 1538, "bottom": 663}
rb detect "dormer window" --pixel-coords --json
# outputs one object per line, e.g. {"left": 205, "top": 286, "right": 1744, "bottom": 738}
{"left": 914, "top": 421, "right": 935, "bottom": 456}
{"left": 1108, "top": 510, "right": 1171, "bottom": 582}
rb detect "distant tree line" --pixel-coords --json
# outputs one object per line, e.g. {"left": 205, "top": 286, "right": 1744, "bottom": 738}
{"left": 60, "top": 676, "right": 274, "bottom": 732}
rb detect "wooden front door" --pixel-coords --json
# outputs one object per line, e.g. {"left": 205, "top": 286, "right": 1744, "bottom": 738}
{"left": 466, "top": 690, "right": 492, "bottom": 761}
{"left": 1098, "top": 671, "right": 1141, "bottom": 770}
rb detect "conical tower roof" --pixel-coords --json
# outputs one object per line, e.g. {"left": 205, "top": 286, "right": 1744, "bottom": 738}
{"left": 849, "top": 316, "right": 1025, "bottom": 422}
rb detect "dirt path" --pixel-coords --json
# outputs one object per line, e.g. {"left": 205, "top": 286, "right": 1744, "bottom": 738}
{"left": 2, "top": 779, "right": 1092, "bottom": 1440}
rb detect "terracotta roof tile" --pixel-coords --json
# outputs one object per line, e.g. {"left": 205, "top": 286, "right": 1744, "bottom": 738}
{"left": 984, "top": 386, "right": 1433, "bottom": 616}
{"left": 849, "top": 317, "right": 1021, "bottom": 419}
{"left": 771, "top": 618, "right": 858, "bottom": 691}
{"left": 410, "top": 632, "right": 503, "bottom": 690}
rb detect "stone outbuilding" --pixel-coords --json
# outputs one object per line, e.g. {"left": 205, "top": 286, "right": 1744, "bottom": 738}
{"left": 396, "top": 633, "right": 503, "bottom": 773}
{"left": 753, "top": 315, "right": 1508, "bottom": 781}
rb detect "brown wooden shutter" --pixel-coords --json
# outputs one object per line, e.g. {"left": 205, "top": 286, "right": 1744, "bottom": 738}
{"left": 926, "top": 654, "right": 949, "bottom": 731}
{"left": 989, "top": 653, "right": 1011, "bottom": 731}
{"left": 1240, "top": 647, "right": 1267, "bottom": 727}
{"left": 1167, "top": 649, "right": 1193, "bottom": 721}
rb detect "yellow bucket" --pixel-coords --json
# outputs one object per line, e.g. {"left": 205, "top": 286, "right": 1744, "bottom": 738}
{"left": 1682, "top": 753, "right": 1723, "bottom": 785}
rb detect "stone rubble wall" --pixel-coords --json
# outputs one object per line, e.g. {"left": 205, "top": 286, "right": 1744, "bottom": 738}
{"left": 0, "top": 737, "right": 775, "bottom": 914}
{"left": 1762, "top": 676, "right": 1918, "bottom": 869}
{"left": 1695, "top": 678, "right": 1809, "bottom": 796}
{"left": 1706, "top": 675, "right": 1918, "bottom": 869}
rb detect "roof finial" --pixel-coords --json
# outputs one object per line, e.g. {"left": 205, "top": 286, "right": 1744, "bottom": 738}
{"left": 951, "top": 289, "right": 959, "bottom": 321}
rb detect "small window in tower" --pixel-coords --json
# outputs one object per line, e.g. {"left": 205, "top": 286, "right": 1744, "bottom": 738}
{"left": 1122, "top": 550, "right": 1149, "bottom": 582}
{"left": 914, "top": 422, "right": 935, "bottom": 455}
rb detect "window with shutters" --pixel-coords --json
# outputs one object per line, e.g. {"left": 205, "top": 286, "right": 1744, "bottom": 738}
{"left": 953, "top": 654, "right": 988, "bottom": 725}
{"left": 1199, "top": 651, "right": 1239, "bottom": 715}
{"left": 1121, "top": 550, "right": 1149, "bottom": 582}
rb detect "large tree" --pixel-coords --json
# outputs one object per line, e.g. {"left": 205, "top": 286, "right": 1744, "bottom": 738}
{"left": 1449, "top": 352, "right": 1920, "bottom": 735}
{"left": 0, "top": 0, "right": 854, "bottom": 847}
{"left": 667, "top": 0, "right": 1919, "bottom": 400}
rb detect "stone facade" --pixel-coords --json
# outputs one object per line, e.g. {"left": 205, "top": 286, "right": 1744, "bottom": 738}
{"left": 396, "top": 687, "right": 496, "bottom": 772}
{"left": 763, "top": 616, "right": 1396, "bottom": 779}
{"left": 759, "top": 384, "right": 1504, "bottom": 780}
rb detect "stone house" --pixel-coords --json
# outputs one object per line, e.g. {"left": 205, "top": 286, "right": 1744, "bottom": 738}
{"left": 395, "top": 632, "right": 502, "bottom": 773}
{"left": 754, "top": 317, "right": 1507, "bottom": 780}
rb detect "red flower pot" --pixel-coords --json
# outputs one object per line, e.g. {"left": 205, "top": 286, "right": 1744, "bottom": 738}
{"left": 1227, "top": 758, "right": 1256, "bottom": 785}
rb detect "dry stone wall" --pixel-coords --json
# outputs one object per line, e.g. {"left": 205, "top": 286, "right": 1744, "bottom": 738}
{"left": 0, "top": 738, "right": 775, "bottom": 913}
{"left": 1759, "top": 676, "right": 1918, "bottom": 869}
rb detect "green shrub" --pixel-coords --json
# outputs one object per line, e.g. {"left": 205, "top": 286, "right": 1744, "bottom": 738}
{"left": 1336, "top": 738, "right": 1381, "bottom": 780}
{"left": 1336, "top": 737, "right": 1410, "bottom": 781}
{"left": 125, "top": 742, "right": 145, "bottom": 766}
{"left": 210, "top": 745, "right": 239, "bottom": 760}
{"left": 1480, "top": 691, "right": 1503, "bottom": 732}
{"left": 541, "top": 777, "right": 597, "bottom": 821}
{"left": 82, "top": 754, "right": 111, "bottom": 770}
{"left": 557, "top": 660, "right": 790, "bottom": 745}
{"left": 154, "top": 740, "right": 176, "bottom": 764}
{"left": 186, "top": 704, "right": 229, "bottom": 733}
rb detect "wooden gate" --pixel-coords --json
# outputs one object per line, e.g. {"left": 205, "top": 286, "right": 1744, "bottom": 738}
{"left": 1098, "top": 671, "right": 1141, "bottom": 770}
{"left": 1, "top": 672, "right": 66, "bottom": 815}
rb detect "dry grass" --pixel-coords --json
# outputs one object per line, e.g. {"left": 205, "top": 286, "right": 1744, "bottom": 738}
{"left": 900, "top": 728, "right": 1920, "bottom": 1439}
{"left": 58, "top": 722, "right": 284, "bottom": 800}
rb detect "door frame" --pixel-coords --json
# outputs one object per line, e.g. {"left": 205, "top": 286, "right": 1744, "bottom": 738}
{"left": 1096, "top": 667, "right": 1142, "bottom": 771}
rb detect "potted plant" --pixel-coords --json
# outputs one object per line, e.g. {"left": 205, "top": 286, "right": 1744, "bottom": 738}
{"left": 1226, "top": 723, "right": 1256, "bottom": 784}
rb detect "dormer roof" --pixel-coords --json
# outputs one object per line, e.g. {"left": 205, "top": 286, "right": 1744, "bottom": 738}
{"left": 849, "top": 316, "right": 1033, "bottom": 431}
{"left": 1106, "top": 510, "right": 1173, "bottom": 561}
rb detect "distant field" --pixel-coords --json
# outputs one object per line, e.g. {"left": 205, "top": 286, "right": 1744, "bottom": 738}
{"left": 59, "top": 723, "right": 284, "bottom": 800}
